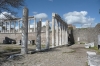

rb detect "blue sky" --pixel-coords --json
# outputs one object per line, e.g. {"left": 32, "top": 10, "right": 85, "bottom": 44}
{"left": 1, "top": 0, "right": 100, "bottom": 28}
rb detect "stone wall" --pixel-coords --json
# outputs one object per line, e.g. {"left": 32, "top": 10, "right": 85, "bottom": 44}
{"left": 73, "top": 23, "right": 100, "bottom": 46}
{"left": 0, "top": 32, "right": 52, "bottom": 45}
{"left": 73, "top": 28, "right": 89, "bottom": 43}
{"left": 94, "top": 23, "right": 100, "bottom": 46}
{"left": 1, "top": 23, "right": 100, "bottom": 46}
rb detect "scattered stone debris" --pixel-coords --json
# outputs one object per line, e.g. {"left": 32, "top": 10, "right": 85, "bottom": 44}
{"left": 87, "top": 51, "right": 100, "bottom": 66}
{"left": 85, "top": 42, "right": 94, "bottom": 48}
{"left": 7, "top": 54, "right": 24, "bottom": 61}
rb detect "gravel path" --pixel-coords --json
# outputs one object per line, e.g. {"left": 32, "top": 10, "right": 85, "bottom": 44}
{"left": 1, "top": 44, "right": 94, "bottom": 66}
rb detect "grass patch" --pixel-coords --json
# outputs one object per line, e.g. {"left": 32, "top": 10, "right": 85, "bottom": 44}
{"left": 75, "top": 42, "right": 85, "bottom": 44}
{"left": 41, "top": 45, "right": 45, "bottom": 48}
{"left": 80, "top": 42, "right": 85, "bottom": 44}
{"left": 3, "top": 47, "right": 20, "bottom": 52}
{"left": 85, "top": 62, "right": 88, "bottom": 66}
{"left": 41, "top": 44, "right": 52, "bottom": 48}
{"left": 89, "top": 46, "right": 100, "bottom": 54}
{"left": 90, "top": 46, "right": 98, "bottom": 50}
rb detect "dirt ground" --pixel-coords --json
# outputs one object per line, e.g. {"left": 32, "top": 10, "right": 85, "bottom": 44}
{"left": 0, "top": 44, "right": 97, "bottom": 66}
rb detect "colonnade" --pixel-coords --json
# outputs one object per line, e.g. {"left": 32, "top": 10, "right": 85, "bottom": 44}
{"left": 52, "top": 13, "right": 68, "bottom": 47}
{"left": 0, "top": 17, "right": 36, "bottom": 33}
{"left": 35, "top": 13, "right": 68, "bottom": 52}
{"left": 0, "top": 7, "right": 69, "bottom": 54}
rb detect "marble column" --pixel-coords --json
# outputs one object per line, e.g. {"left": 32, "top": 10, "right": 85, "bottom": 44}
{"left": 59, "top": 22, "right": 62, "bottom": 46}
{"left": 40, "top": 18, "right": 42, "bottom": 28}
{"left": 46, "top": 20, "right": 50, "bottom": 49}
{"left": 3, "top": 22, "right": 5, "bottom": 33}
{"left": 62, "top": 23, "right": 64, "bottom": 45}
{"left": 21, "top": 7, "right": 28, "bottom": 54}
{"left": 56, "top": 20, "right": 59, "bottom": 46}
{"left": 18, "top": 21, "right": 20, "bottom": 33}
{"left": 9, "top": 22, "right": 11, "bottom": 33}
{"left": 52, "top": 13, "right": 55, "bottom": 47}
{"left": 1, "top": 22, "right": 3, "bottom": 33}
{"left": 63, "top": 23, "right": 65, "bottom": 45}
{"left": 65, "top": 27, "right": 68, "bottom": 45}
{"left": 14, "top": 21, "right": 16, "bottom": 33}
{"left": 40, "top": 18, "right": 42, "bottom": 32}
{"left": 34, "top": 18, "right": 36, "bottom": 32}
{"left": 5, "top": 22, "right": 7, "bottom": 33}
{"left": 28, "top": 20, "right": 30, "bottom": 32}
{"left": 36, "top": 21, "right": 41, "bottom": 51}
{"left": 64, "top": 24, "right": 66, "bottom": 45}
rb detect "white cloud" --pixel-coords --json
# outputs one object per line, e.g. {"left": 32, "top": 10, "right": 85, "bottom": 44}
{"left": 15, "top": 26, "right": 19, "bottom": 30}
{"left": 82, "top": 23, "right": 92, "bottom": 28}
{"left": 30, "top": 21, "right": 51, "bottom": 28}
{"left": 42, "top": 21, "right": 52, "bottom": 27}
{"left": 42, "top": 21, "right": 46, "bottom": 27}
{"left": 34, "top": 13, "right": 48, "bottom": 19}
{"left": 0, "top": 12, "right": 15, "bottom": 20}
{"left": 30, "top": 21, "right": 46, "bottom": 28}
{"left": 63, "top": 11, "right": 95, "bottom": 26}
{"left": 30, "top": 25, "right": 34, "bottom": 28}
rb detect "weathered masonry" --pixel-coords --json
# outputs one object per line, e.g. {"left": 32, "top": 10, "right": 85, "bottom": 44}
{"left": 73, "top": 23, "right": 100, "bottom": 46}
{"left": 0, "top": 7, "right": 68, "bottom": 54}
{"left": 52, "top": 13, "right": 68, "bottom": 47}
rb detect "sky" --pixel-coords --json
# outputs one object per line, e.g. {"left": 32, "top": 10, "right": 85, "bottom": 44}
{"left": 0, "top": 0, "right": 100, "bottom": 28}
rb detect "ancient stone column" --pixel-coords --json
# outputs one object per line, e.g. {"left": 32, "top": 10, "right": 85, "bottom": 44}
{"left": 63, "top": 24, "right": 65, "bottom": 45}
{"left": 56, "top": 20, "right": 59, "bottom": 46}
{"left": 64, "top": 24, "right": 66, "bottom": 45}
{"left": 59, "top": 22, "right": 62, "bottom": 46}
{"left": 40, "top": 18, "right": 42, "bottom": 30}
{"left": 34, "top": 18, "right": 36, "bottom": 32}
{"left": 52, "top": 13, "right": 55, "bottom": 47}
{"left": 40, "top": 18, "right": 42, "bottom": 31}
{"left": 36, "top": 21, "right": 41, "bottom": 51}
{"left": 28, "top": 20, "right": 30, "bottom": 32}
{"left": 62, "top": 23, "right": 64, "bottom": 45}
{"left": 5, "top": 22, "right": 7, "bottom": 33}
{"left": 14, "top": 21, "right": 16, "bottom": 33}
{"left": 46, "top": 20, "right": 50, "bottom": 49}
{"left": 1, "top": 22, "right": 3, "bottom": 33}
{"left": 3, "top": 22, "right": 5, "bottom": 33}
{"left": 18, "top": 21, "right": 20, "bottom": 33}
{"left": 9, "top": 22, "right": 11, "bottom": 33}
{"left": 65, "top": 27, "right": 68, "bottom": 45}
{"left": 21, "top": 7, "right": 28, "bottom": 54}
